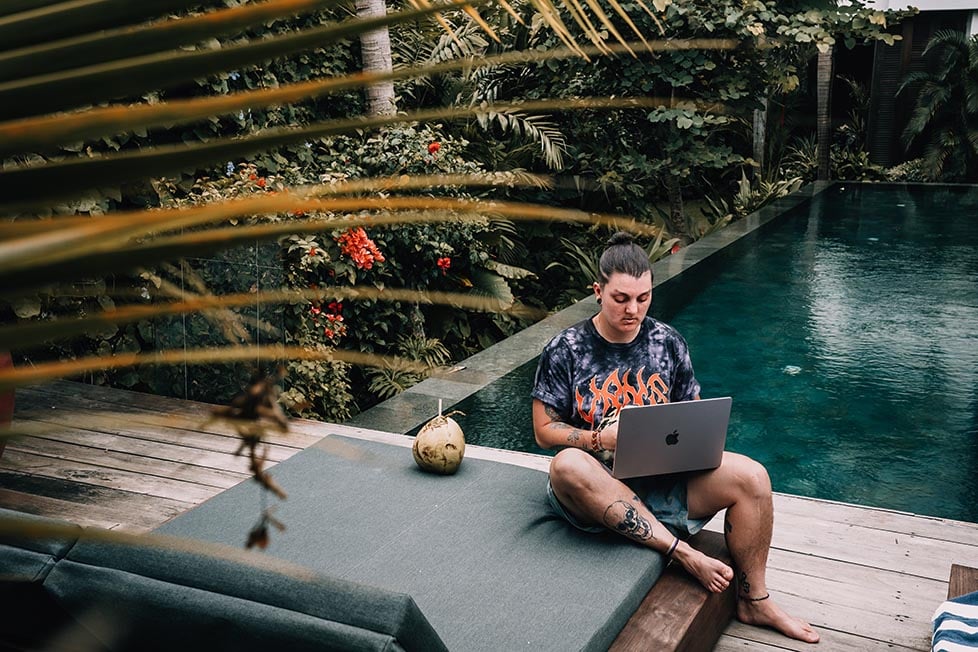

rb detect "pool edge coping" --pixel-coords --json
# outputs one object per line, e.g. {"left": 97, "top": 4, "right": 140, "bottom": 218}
{"left": 345, "top": 179, "right": 836, "bottom": 435}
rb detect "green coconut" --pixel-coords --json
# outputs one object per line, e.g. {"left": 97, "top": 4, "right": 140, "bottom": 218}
{"left": 412, "top": 413, "right": 466, "bottom": 475}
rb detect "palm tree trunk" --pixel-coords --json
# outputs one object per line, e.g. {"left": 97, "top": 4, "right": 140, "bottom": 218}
{"left": 664, "top": 174, "right": 688, "bottom": 243}
{"left": 356, "top": 0, "right": 396, "bottom": 116}
{"left": 816, "top": 46, "right": 834, "bottom": 181}
{"left": 752, "top": 97, "right": 768, "bottom": 177}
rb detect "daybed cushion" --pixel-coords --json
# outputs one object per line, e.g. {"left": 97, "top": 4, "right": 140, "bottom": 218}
{"left": 159, "top": 435, "right": 668, "bottom": 651}
{"left": 0, "top": 508, "right": 80, "bottom": 582}
{"left": 0, "top": 508, "right": 445, "bottom": 652}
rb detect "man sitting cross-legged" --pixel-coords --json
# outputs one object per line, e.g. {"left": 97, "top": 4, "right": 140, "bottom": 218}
{"left": 531, "top": 232, "right": 819, "bottom": 644}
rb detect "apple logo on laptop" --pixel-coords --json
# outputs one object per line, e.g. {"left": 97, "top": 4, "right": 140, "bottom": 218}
{"left": 666, "top": 430, "right": 679, "bottom": 445}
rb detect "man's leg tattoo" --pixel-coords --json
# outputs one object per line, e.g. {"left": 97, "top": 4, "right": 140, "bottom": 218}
{"left": 603, "top": 500, "right": 655, "bottom": 541}
{"left": 739, "top": 571, "right": 751, "bottom": 595}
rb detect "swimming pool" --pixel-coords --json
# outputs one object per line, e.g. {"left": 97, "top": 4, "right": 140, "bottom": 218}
{"left": 446, "top": 184, "right": 978, "bottom": 523}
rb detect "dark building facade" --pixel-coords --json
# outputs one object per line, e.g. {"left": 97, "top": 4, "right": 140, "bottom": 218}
{"left": 865, "top": 6, "right": 977, "bottom": 166}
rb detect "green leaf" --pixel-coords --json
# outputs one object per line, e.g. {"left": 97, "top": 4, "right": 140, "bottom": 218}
{"left": 468, "top": 269, "right": 514, "bottom": 309}
{"left": 11, "top": 295, "right": 40, "bottom": 318}
{"left": 484, "top": 259, "right": 537, "bottom": 280}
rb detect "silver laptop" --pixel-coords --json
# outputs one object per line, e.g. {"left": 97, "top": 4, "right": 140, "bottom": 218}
{"left": 611, "top": 397, "right": 732, "bottom": 479}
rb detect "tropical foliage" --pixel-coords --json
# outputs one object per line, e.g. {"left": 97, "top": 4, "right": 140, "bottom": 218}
{"left": 0, "top": 0, "right": 916, "bottom": 417}
{"left": 899, "top": 30, "right": 978, "bottom": 182}
{"left": 0, "top": 0, "right": 660, "bottom": 400}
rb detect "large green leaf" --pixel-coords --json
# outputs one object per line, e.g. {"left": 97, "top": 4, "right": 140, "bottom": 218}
{"left": 469, "top": 268, "right": 514, "bottom": 309}
{"left": 484, "top": 259, "right": 537, "bottom": 280}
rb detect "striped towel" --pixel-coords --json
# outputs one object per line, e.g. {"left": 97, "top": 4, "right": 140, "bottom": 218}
{"left": 933, "top": 591, "right": 978, "bottom": 651}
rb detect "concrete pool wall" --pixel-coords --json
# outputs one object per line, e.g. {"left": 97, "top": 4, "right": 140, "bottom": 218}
{"left": 346, "top": 180, "right": 834, "bottom": 436}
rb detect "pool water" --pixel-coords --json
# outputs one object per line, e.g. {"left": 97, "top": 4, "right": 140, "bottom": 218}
{"left": 448, "top": 184, "right": 978, "bottom": 522}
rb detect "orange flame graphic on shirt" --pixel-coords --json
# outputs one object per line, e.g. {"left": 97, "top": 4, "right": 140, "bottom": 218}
{"left": 574, "top": 367, "right": 670, "bottom": 425}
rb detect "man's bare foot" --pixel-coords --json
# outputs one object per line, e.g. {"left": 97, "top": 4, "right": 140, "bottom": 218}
{"left": 738, "top": 595, "right": 820, "bottom": 643}
{"left": 670, "top": 542, "right": 734, "bottom": 593}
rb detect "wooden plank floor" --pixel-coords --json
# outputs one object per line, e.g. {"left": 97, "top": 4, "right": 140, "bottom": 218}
{"left": 3, "top": 381, "right": 978, "bottom": 650}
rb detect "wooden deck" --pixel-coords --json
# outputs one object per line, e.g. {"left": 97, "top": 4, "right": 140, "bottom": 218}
{"left": 4, "top": 381, "right": 978, "bottom": 651}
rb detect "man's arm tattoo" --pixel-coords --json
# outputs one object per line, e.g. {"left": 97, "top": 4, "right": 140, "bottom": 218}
{"left": 543, "top": 403, "right": 584, "bottom": 445}
{"left": 603, "top": 500, "right": 655, "bottom": 542}
{"left": 543, "top": 404, "right": 562, "bottom": 420}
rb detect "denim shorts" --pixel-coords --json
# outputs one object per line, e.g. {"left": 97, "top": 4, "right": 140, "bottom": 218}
{"left": 546, "top": 472, "right": 711, "bottom": 539}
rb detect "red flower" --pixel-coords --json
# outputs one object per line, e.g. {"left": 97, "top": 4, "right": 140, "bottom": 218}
{"left": 671, "top": 243, "right": 681, "bottom": 255}
{"left": 308, "top": 247, "right": 317, "bottom": 256}
{"left": 310, "top": 306, "right": 321, "bottom": 315}
{"left": 336, "top": 227, "right": 385, "bottom": 270}
{"left": 428, "top": 142, "right": 441, "bottom": 154}
{"left": 327, "top": 301, "right": 342, "bottom": 313}
{"left": 256, "top": 177, "right": 267, "bottom": 188}
{"left": 436, "top": 256, "right": 452, "bottom": 275}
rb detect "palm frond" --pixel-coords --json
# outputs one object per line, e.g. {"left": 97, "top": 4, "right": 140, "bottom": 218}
{"left": 0, "top": 286, "right": 545, "bottom": 351}
{"left": 1, "top": 97, "right": 686, "bottom": 210}
{"left": 0, "top": 0, "right": 210, "bottom": 50}
{"left": 475, "top": 110, "right": 568, "bottom": 169}
{"left": 0, "top": 1, "right": 68, "bottom": 19}
{"left": 0, "top": 344, "right": 431, "bottom": 393}
{"left": 366, "top": 361, "right": 423, "bottom": 399}
{"left": 0, "top": 0, "right": 344, "bottom": 82}
{"left": 1, "top": 195, "right": 658, "bottom": 292}
{"left": 0, "top": 0, "right": 685, "bottom": 395}
{"left": 0, "top": 0, "right": 483, "bottom": 121}
{"left": 426, "top": 16, "right": 492, "bottom": 62}
{"left": 1, "top": 40, "right": 736, "bottom": 160}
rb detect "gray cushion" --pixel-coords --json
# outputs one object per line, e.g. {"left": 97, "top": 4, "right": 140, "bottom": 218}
{"left": 64, "top": 537, "right": 444, "bottom": 652}
{"left": 0, "top": 507, "right": 80, "bottom": 583}
{"left": 160, "top": 435, "right": 666, "bottom": 651}
{"left": 0, "top": 506, "right": 444, "bottom": 651}
{"left": 45, "top": 560, "right": 416, "bottom": 652}
{"left": 0, "top": 509, "right": 88, "bottom": 650}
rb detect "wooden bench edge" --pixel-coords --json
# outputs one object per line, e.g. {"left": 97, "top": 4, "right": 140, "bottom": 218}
{"left": 610, "top": 529, "right": 735, "bottom": 652}
{"left": 948, "top": 563, "right": 978, "bottom": 600}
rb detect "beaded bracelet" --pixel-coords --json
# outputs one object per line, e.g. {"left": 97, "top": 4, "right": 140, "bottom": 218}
{"left": 590, "top": 429, "right": 604, "bottom": 453}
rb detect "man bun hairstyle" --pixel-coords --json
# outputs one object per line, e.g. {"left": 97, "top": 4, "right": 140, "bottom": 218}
{"left": 597, "top": 232, "right": 651, "bottom": 285}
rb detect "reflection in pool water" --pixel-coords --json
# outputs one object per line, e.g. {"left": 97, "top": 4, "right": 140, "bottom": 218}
{"left": 446, "top": 185, "right": 978, "bottom": 522}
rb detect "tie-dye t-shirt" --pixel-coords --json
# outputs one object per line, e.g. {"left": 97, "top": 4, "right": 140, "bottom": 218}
{"left": 532, "top": 315, "right": 701, "bottom": 429}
